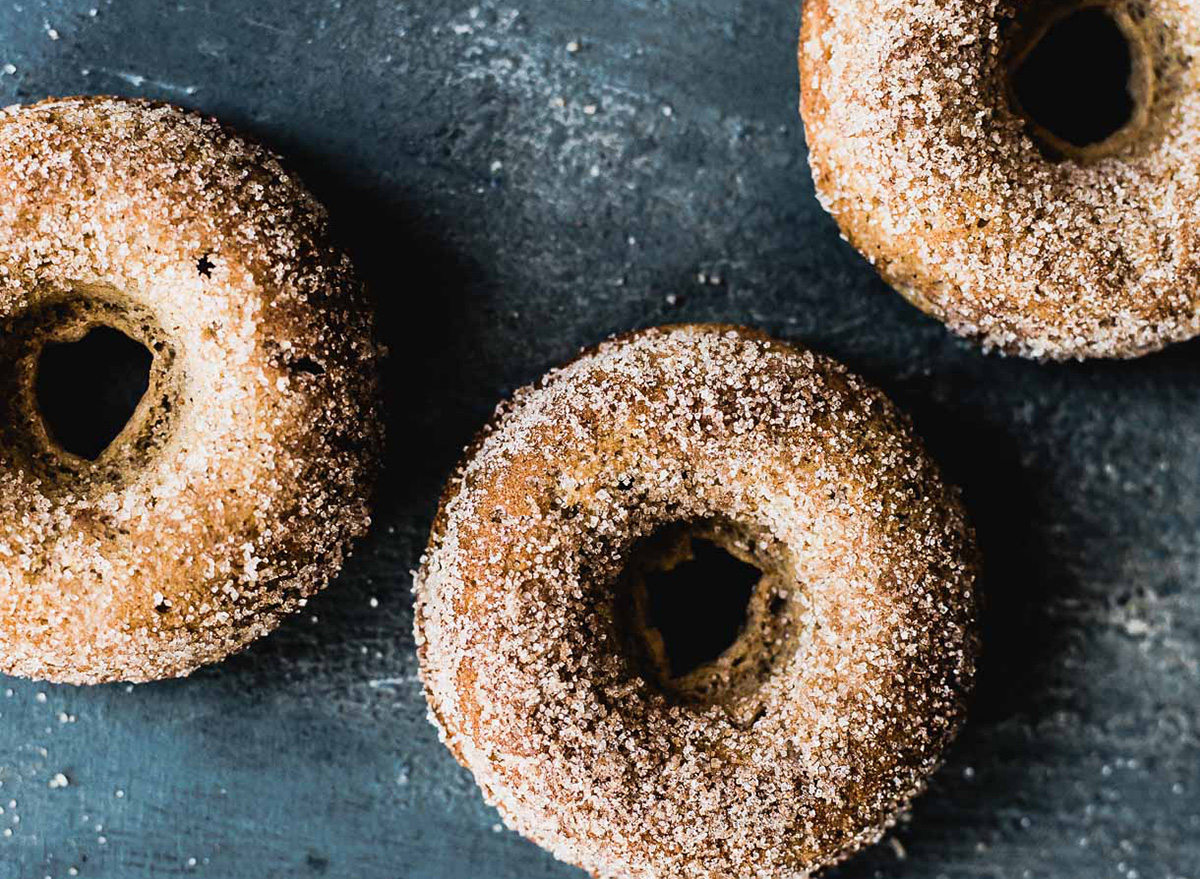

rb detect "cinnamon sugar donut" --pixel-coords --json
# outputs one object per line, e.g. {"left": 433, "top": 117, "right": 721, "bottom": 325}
{"left": 800, "top": 0, "right": 1200, "bottom": 359}
{"left": 415, "top": 325, "right": 978, "bottom": 878}
{"left": 0, "top": 97, "right": 381, "bottom": 684}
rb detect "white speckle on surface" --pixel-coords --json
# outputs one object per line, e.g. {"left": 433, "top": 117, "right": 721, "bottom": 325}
{"left": 368, "top": 677, "right": 408, "bottom": 689}
{"left": 48, "top": 773, "right": 69, "bottom": 789}
{"left": 1124, "top": 618, "right": 1151, "bottom": 636}
{"left": 566, "top": 40, "right": 580, "bottom": 53}
{"left": 96, "top": 69, "right": 198, "bottom": 95}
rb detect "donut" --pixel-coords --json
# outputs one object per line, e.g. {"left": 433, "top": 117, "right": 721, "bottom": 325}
{"left": 800, "top": 0, "right": 1200, "bottom": 359}
{"left": 0, "top": 97, "right": 382, "bottom": 684}
{"left": 415, "top": 324, "right": 978, "bottom": 878}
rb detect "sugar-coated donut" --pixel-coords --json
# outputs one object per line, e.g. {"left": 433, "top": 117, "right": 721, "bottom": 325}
{"left": 800, "top": 0, "right": 1200, "bottom": 359}
{"left": 0, "top": 97, "right": 382, "bottom": 684}
{"left": 415, "top": 325, "right": 978, "bottom": 878}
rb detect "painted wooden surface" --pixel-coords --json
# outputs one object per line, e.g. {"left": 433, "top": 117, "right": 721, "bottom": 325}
{"left": 0, "top": 1, "right": 1197, "bottom": 877}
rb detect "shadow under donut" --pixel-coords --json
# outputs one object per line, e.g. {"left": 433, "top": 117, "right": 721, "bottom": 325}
{"left": 268, "top": 146, "right": 497, "bottom": 518}
{"left": 897, "top": 393, "right": 1066, "bottom": 723}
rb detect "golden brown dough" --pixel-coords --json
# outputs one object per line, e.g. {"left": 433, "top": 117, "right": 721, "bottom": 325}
{"left": 415, "top": 324, "right": 978, "bottom": 879}
{"left": 0, "top": 97, "right": 382, "bottom": 684}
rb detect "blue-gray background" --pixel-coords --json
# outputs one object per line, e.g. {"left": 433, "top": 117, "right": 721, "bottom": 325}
{"left": 0, "top": 1, "right": 1197, "bottom": 877}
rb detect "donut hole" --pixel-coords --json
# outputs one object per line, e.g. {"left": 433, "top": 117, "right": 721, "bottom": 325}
{"left": 641, "top": 537, "right": 759, "bottom": 677}
{"left": 36, "top": 326, "right": 153, "bottom": 460}
{"left": 619, "top": 522, "right": 799, "bottom": 710}
{"left": 1009, "top": 4, "right": 1154, "bottom": 158}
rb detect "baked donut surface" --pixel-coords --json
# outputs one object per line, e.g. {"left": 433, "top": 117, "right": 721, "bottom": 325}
{"left": 415, "top": 325, "right": 978, "bottom": 879}
{"left": 0, "top": 97, "right": 381, "bottom": 684}
{"left": 800, "top": 0, "right": 1200, "bottom": 359}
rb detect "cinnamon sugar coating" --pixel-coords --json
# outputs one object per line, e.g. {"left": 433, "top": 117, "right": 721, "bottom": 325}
{"left": 0, "top": 97, "right": 382, "bottom": 684}
{"left": 415, "top": 325, "right": 979, "bottom": 878}
{"left": 800, "top": 0, "right": 1200, "bottom": 360}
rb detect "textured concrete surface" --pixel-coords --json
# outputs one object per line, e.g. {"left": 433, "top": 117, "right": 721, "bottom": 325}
{"left": 1, "top": 1, "right": 1198, "bottom": 877}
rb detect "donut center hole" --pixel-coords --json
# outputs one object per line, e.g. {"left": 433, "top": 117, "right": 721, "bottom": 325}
{"left": 36, "top": 326, "right": 153, "bottom": 460}
{"left": 619, "top": 522, "right": 801, "bottom": 713}
{"left": 1010, "top": 5, "right": 1148, "bottom": 153}
{"left": 641, "top": 538, "right": 759, "bottom": 676}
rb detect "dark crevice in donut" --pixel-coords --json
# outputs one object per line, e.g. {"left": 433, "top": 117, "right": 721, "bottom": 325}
{"left": 196, "top": 253, "right": 215, "bottom": 278}
{"left": 36, "top": 326, "right": 152, "bottom": 460}
{"left": 288, "top": 357, "right": 326, "bottom": 376}
{"left": 641, "top": 538, "right": 758, "bottom": 677}
{"left": 1011, "top": 6, "right": 1138, "bottom": 148}
{"left": 768, "top": 594, "right": 787, "bottom": 617}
